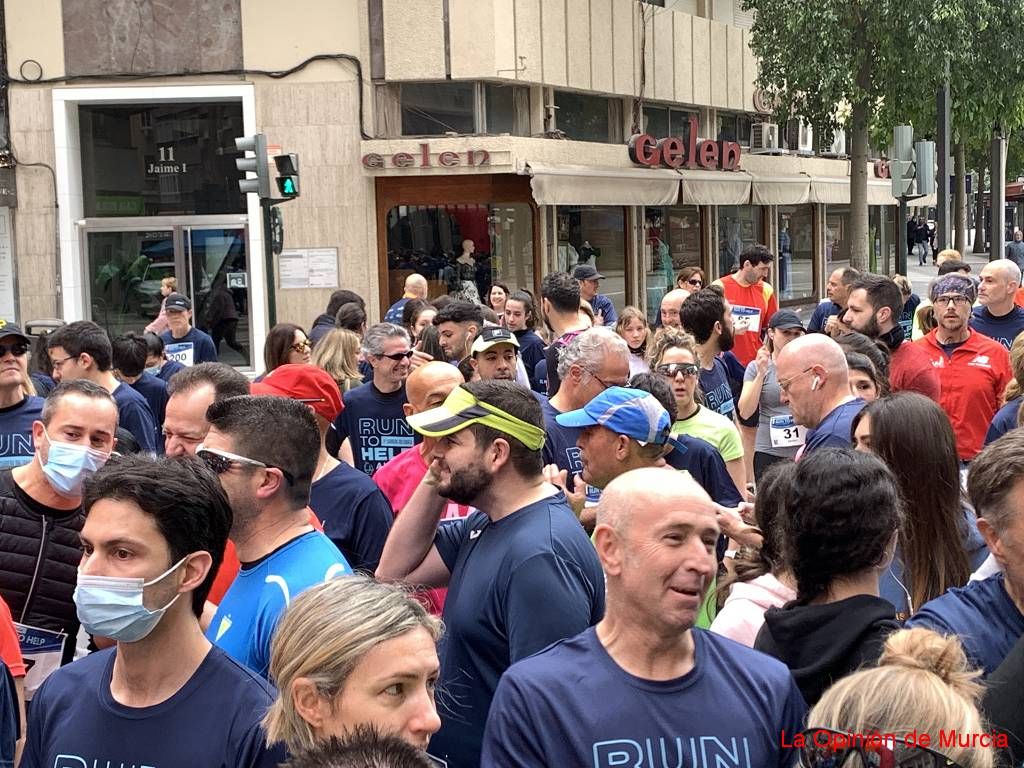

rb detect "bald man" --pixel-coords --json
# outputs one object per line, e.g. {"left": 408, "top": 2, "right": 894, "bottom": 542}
{"left": 371, "top": 361, "right": 468, "bottom": 612}
{"left": 776, "top": 334, "right": 863, "bottom": 455}
{"left": 971, "top": 258, "right": 1024, "bottom": 349}
{"left": 384, "top": 273, "right": 429, "bottom": 324}
{"left": 483, "top": 468, "right": 806, "bottom": 766}
{"left": 659, "top": 288, "right": 690, "bottom": 329}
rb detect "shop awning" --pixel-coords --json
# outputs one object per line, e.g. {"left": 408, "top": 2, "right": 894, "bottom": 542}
{"left": 523, "top": 162, "right": 680, "bottom": 206}
{"left": 808, "top": 177, "right": 850, "bottom": 204}
{"left": 867, "top": 180, "right": 898, "bottom": 206}
{"left": 679, "top": 169, "right": 753, "bottom": 206}
{"left": 750, "top": 174, "right": 811, "bottom": 206}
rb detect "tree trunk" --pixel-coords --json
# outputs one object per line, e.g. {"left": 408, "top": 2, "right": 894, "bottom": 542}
{"left": 953, "top": 143, "right": 967, "bottom": 254}
{"left": 848, "top": 99, "right": 870, "bottom": 271}
{"left": 973, "top": 167, "right": 988, "bottom": 253}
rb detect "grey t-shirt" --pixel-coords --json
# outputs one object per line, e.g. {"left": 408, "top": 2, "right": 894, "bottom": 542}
{"left": 1006, "top": 240, "right": 1024, "bottom": 270}
{"left": 744, "top": 359, "right": 802, "bottom": 458}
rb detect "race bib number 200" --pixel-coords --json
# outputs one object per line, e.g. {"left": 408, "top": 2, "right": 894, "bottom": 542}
{"left": 164, "top": 341, "right": 195, "bottom": 367}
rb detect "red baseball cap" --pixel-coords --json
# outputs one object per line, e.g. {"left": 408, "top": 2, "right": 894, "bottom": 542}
{"left": 250, "top": 364, "right": 343, "bottom": 423}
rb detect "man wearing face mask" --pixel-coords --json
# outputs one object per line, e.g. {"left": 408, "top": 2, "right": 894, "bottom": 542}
{"left": 20, "top": 454, "right": 286, "bottom": 768}
{"left": 0, "top": 380, "right": 118, "bottom": 700}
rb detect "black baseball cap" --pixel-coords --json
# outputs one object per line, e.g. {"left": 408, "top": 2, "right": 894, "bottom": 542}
{"left": 0, "top": 321, "right": 29, "bottom": 343}
{"left": 164, "top": 293, "right": 192, "bottom": 311}
{"left": 768, "top": 310, "right": 805, "bottom": 331}
{"left": 573, "top": 264, "right": 605, "bottom": 281}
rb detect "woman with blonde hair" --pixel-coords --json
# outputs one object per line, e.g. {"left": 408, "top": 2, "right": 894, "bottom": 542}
{"left": 614, "top": 306, "right": 651, "bottom": 376}
{"left": 312, "top": 328, "right": 364, "bottom": 392}
{"left": 800, "top": 628, "right": 994, "bottom": 768}
{"left": 985, "top": 331, "right": 1024, "bottom": 445}
{"left": 264, "top": 575, "right": 442, "bottom": 754}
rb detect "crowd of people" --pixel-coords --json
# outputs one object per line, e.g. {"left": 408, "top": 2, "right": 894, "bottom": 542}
{"left": 0, "top": 248, "right": 1023, "bottom": 767}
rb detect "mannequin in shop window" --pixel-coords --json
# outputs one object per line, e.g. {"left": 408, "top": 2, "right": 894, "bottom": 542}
{"left": 449, "top": 239, "right": 481, "bottom": 304}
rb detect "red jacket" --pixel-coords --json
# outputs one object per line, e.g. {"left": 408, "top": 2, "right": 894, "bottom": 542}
{"left": 915, "top": 329, "right": 1012, "bottom": 460}
{"left": 889, "top": 339, "right": 941, "bottom": 400}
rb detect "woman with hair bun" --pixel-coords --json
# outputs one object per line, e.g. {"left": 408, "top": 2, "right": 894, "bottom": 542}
{"left": 802, "top": 628, "right": 994, "bottom": 768}
{"left": 754, "top": 447, "right": 903, "bottom": 707}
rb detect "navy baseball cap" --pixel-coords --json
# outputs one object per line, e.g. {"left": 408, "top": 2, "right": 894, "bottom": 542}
{"left": 768, "top": 309, "right": 805, "bottom": 331}
{"left": 0, "top": 321, "right": 29, "bottom": 343}
{"left": 573, "top": 264, "right": 605, "bottom": 281}
{"left": 164, "top": 293, "right": 192, "bottom": 311}
{"left": 555, "top": 386, "right": 679, "bottom": 448}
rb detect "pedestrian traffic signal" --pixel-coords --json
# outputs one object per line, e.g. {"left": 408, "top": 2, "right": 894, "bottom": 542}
{"left": 274, "top": 154, "right": 300, "bottom": 200}
{"left": 235, "top": 134, "right": 271, "bottom": 200}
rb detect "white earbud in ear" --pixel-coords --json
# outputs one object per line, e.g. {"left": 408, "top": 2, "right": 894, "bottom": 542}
{"left": 811, "top": 376, "right": 821, "bottom": 391}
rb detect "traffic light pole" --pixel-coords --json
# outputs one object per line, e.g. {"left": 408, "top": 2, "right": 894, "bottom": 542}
{"left": 897, "top": 196, "right": 908, "bottom": 276}
{"left": 262, "top": 198, "right": 277, "bottom": 327}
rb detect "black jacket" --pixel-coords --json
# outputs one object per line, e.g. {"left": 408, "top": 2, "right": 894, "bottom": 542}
{"left": 983, "top": 632, "right": 1024, "bottom": 766}
{"left": 754, "top": 594, "right": 901, "bottom": 707}
{"left": 0, "top": 469, "right": 84, "bottom": 665}
{"left": 309, "top": 313, "right": 336, "bottom": 346}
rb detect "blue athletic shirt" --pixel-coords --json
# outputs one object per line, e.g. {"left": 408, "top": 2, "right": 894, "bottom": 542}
{"left": 130, "top": 372, "right": 169, "bottom": 453}
{"left": 20, "top": 645, "right": 286, "bottom": 768}
{"left": 207, "top": 530, "right": 352, "bottom": 678}
{"left": 310, "top": 460, "right": 394, "bottom": 573}
{"left": 985, "top": 396, "right": 1020, "bottom": 445}
{"left": 970, "top": 305, "right": 1024, "bottom": 350}
{"left": 802, "top": 399, "right": 865, "bottom": 455}
{"left": 111, "top": 382, "right": 158, "bottom": 454}
{"left": 160, "top": 326, "right": 218, "bottom": 366}
{"left": 665, "top": 435, "right": 742, "bottom": 507}
{"left": 427, "top": 494, "right": 605, "bottom": 768}
{"left": 699, "top": 356, "right": 736, "bottom": 417}
{"left": 326, "top": 382, "right": 418, "bottom": 476}
{"left": 907, "top": 573, "right": 1024, "bottom": 675}
{"left": 0, "top": 395, "right": 42, "bottom": 469}
{"left": 483, "top": 626, "right": 806, "bottom": 768}
{"left": 155, "top": 358, "right": 186, "bottom": 384}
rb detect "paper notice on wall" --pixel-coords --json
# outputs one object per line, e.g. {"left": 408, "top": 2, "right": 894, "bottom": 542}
{"left": 278, "top": 248, "right": 339, "bottom": 289}
{"left": 0, "top": 208, "right": 16, "bottom": 321}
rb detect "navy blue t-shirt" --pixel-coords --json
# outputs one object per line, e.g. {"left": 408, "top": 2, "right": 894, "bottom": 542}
{"left": 970, "top": 305, "right": 1024, "bottom": 350}
{"left": 665, "top": 434, "right": 742, "bottom": 507}
{"left": 29, "top": 373, "right": 55, "bottom": 397}
{"left": 907, "top": 574, "right": 1024, "bottom": 675}
{"left": 591, "top": 293, "right": 618, "bottom": 326}
{"left": 483, "top": 626, "right": 805, "bottom": 768}
{"left": 130, "top": 372, "right": 168, "bottom": 452}
{"left": 160, "top": 326, "right": 218, "bottom": 366}
{"left": 310, "top": 460, "right": 394, "bottom": 573}
{"left": 21, "top": 645, "right": 286, "bottom": 768}
{"left": 0, "top": 395, "right": 42, "bottom": 469}
{"left": 808, "top": 300, "right": 842, "bottom": 333}
{"left": 700, "top": 357, "right": 736, "bottom": 417}
{"left": 540, "top": 397, "right": 583, "bottom": 491}
{"left": 802, "top": 399, "right": 865, "bottom": 455}
{"left": 986, "top": 396, "right": 1020, "bottom": 445}
{"left": 326, "top": 382, "right": 418, "bottom": 475}
{"left": 383, "top": 297, "right": 410, "bottom": 325}
{"left": 112, "top": 383, "right": 158, "bottom": 453}
{"left": 429, "top": 494, "right": 605, "bottom": 768}
{"left": 155, "top": 358, "right": 186, "bottom": 384}
{"left": 514, "top": 329, "right": 546, "bottom": 392}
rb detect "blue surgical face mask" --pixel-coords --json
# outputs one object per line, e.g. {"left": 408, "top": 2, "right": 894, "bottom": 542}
{"left": 74, "top": 556, "right": 188, "bottom": 642}
{"left": 144, "top": 364, "right": 162, "bottom": 376}
{"left": 38, "top": 428, "right": 110, "bottom": 497}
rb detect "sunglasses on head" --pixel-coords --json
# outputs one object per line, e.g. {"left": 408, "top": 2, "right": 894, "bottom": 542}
{"left": 655, "top": 362, "right": 699, "bottom": 378}
{"left": 799, "top": 728, "right": 964, "bottom": 768}
{"left": 0, "top": 341, "right": 29, "bottom": 358}
{"left": 377, "top": 350, "right": 414, "bottom": 361}
{"left": 196, "top": 446, "right": 295, "bottom": 486}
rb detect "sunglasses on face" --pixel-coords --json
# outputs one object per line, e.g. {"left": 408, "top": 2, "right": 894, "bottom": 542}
{"left": 290, "top": 340, "right": 312, "bottom": 353}
{"left": 377, "top": 350, "right": 414, "bottom": 361}
{"left": 655, "top": 362, "right": 699, "bottom": 378}
{"left": 0, "top": 342, "right": 29, "bottom": 358}
{"left": 799, "top": 728, "right": 963, "bottom": 768}
{"left": 686, "top": 278, "right": 704, "bottom": 287}
{"left": 196, "top": 446, "right": 295, "bottom": 486}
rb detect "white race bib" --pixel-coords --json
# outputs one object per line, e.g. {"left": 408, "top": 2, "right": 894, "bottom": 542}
{"left": 770, "top": 415, "right": 805, "bottom": 448}
{"left": 14, "top": 621, "right": 67, "bottom": 699}
{"left": 165, "top": 341, "right": 195, "bottom": 366}
{"left": 731, "top": 305, "right": 762, "bottom": 334}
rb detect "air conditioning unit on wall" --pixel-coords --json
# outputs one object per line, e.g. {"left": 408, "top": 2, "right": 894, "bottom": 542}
{"left": 821, "top": 129, "right": 847, "bottom": 158}
{"left": 750, "top": 122, "right": 783, "bottom": 154}
{"left": 786, "top": 120, "right": 814, "bottom": 155}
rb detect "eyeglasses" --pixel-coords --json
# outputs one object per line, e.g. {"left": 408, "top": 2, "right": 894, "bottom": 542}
{"left": 587, "top": 370, "right": 629, "bottom": 390}
{"left": 779, "top": 367, "right": 814, "bottom": 393}
{"left": 50, "top": 355, "right": 79, "bottom": 369}
{"left": 0, "top": 342, "right": 29, "bottom": 358}
{"left": 290, "top": 340, "right": 312, "bottom": 353}
{"left": 376, "top": 350, "right": 415, "bottom": 361}
{"left": 196, "top": 445, "right": 295, "bottom": 486}
{"left": 655, "top": 362, "right": 699, "bottom": 379}
{"left": 933, "top": 294, "right": 971, "bottom": 307}
{"left": 799, "top": 728, "right": 963, "bottom": 768}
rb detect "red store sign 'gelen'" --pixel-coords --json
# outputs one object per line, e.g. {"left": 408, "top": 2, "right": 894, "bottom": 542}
{"left": 629, "top": 117, "right": 742, "bottom": 171}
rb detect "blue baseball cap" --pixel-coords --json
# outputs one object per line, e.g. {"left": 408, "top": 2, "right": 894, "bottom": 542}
{"left": 555, "top": 387, "right": 678, "bottom": 447}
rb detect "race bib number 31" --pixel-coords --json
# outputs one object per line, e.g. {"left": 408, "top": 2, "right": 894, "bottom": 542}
{"left": 770, "top": 415, "right": 804, "bottom": 448}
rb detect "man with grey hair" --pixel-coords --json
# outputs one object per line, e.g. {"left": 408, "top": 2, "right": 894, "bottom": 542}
{"left": 776, "top": 333, "right": 863, "bottom": 454}
{"left": 971, "top": 258, "right": 1024, "bottom": 350}
{"left": 908, "top": 429, "right": 1024, "bottom": 675}
{"left": 543, "top": 328, "right": 630, "bottom": 493}
{"left": 326, "top": 323, "right": 418, "bottom": 475}
{"left": 482, "top": 468, "right": 806, "bottom": 766}
{"left": 1006, "top": 229, "right": 1024, "bottom": 270}
{"left": 659, "top": 288, "right": 690, "bottom": 330}
{"left": 809, "top": 266, "right": 860, "bottom": 335}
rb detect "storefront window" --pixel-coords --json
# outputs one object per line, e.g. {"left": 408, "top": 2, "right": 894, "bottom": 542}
{"left": 400, "top": 82, "right": 476, "bottom": 136}
{"left": 555, "top": 91, "right": 618, "bottom": 143}
{"left": 777, "top": 206, "right": 814, "bottom": 302}
{"left": 717, "top": 112, "right": 754, "bottom": 147}
{"left": 716, "top": 206, "right": 762, "bottom": 279}
{"left": 825, "top": 205, "right": 851, "bottom": 273}
{"left": 384, "top": 203, "right": 533, "bottom": 307}
{"left": 869, "top": 206, "right": 897, "bottom": 275}
{"left": 645, "top": 206, "right": 701, "bottom": 324}
{"left": 78, "top": 102, "right": 245, "bottom": 217}
{"left": 557, "top": 206, "right": 627, "bottom": 314}
{"left": 642, "top": 106, "right": 697, "bottom": 143}
{"left": 485, "top": 84, "right": 530, "bottom": 136}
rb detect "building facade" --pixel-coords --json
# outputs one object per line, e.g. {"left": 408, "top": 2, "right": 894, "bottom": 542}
{"left": 4, "top": 0, "right": 912, "bottom": 370}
